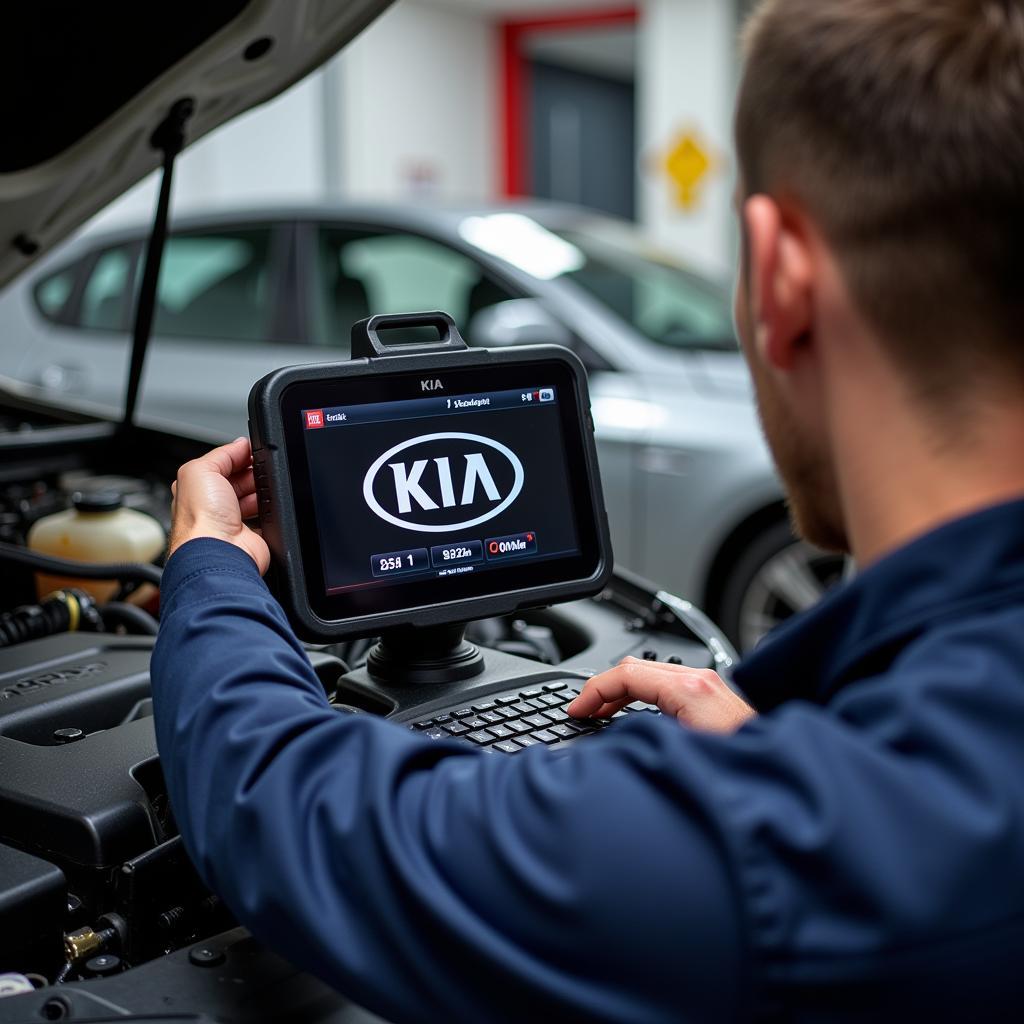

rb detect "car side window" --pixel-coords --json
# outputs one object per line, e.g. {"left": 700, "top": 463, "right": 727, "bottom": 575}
{"left": 150, "top": 229, "right": 274, "bottom": 343}
{"left": 312, "top": 228, "right": 516, "bottom": 347}
{"left": 79, "top": 245, "right": 134, "bottom": 331}
{"left": 33, "top": 264, "right": 79, "bottom": 323}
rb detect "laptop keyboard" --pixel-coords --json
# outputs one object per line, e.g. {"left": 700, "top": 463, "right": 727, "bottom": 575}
{"left": 408, "top": 680, "right": 660, "bottom": 753}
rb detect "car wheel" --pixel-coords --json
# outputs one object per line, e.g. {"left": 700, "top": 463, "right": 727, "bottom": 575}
{"left": 716, "top": 519, "right": 847, "bottom": 654}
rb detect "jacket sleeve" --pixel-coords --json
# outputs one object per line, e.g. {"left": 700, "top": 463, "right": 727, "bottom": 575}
{"left": 150, "top": 539, "right": 750, "bottom": 1024}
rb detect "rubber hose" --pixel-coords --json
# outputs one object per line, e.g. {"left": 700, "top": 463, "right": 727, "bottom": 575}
{"left": 0, "top": 541, "right": 163, "bottom": 586}
{"left": 102, "top": 602, "right": 159, "bottom": 636}
{"left": 0, "top": 595, "right": 72, "bottom": 648}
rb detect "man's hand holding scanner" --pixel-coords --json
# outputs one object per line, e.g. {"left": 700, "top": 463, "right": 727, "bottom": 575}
{"left": 569, "top": 657, "right": 756, "bottom": 734}
{"left": 169, "top": 437, "right": 270, "bottom": 574}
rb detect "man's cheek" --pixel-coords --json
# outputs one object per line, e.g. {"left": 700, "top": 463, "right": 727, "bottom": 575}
{"left": 733, "top": 280, "right": 754, "bottom": 358}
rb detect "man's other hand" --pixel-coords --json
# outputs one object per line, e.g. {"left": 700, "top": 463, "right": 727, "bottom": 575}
{"left": 169, "top": 437, "right": 271, "bottom": 574}
{"left": 568, "top": 658, "right": 756, "bottom": 734}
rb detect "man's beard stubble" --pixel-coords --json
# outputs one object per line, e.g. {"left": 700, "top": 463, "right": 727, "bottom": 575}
{"left": 748, "top": 352, "right": 850, "bottom": 555}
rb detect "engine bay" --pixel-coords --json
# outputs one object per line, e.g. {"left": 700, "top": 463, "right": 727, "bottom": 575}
{"left": 0, "top": 396, "right": 715, "bottom": 1018}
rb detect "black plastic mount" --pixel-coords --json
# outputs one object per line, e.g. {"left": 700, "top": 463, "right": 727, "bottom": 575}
{"left": 366, "top": 622, "right": 485, "bottom": 686}
{"left": 350, "top": 310, "right": 469, "bottom": 361}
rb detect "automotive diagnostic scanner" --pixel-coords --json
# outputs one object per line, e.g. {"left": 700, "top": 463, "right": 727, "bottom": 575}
{"left": 248, "top": 311, "right": 613, "bottom": 683}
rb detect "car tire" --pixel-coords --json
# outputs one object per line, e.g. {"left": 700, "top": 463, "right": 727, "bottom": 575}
{"left": 715, "top": 519, "right": 846, "bottom": 654}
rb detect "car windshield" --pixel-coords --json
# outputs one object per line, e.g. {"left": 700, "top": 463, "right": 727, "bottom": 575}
{"left": 548, "top": 221, "right": 736, "bottom": 352}
{"left": 458, "top": 212, "right": 737, "bottom": 352}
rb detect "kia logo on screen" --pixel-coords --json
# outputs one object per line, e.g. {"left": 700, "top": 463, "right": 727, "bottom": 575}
{"left": 363, "top": 432, "right": 524, "bottom": 533}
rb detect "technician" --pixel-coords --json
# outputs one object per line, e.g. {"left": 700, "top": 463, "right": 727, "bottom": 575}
{"left": 151, "top": 1, "right": 1024, "bottom": 1020}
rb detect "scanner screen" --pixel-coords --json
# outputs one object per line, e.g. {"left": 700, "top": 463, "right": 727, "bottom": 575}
{"left": 300, "top": 384, "right": 581, "bottom": 596}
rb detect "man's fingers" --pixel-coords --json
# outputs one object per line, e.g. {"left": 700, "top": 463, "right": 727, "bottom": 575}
{"left": 195, "top": 438, "right": 252, "bottom": 481}
{"left": 568, "top": 659, "right": 662, "bottom": 718}
{"left": 228, "top": 467, "right": 257, "bottom": 501}
{"left": 588, "top": 698, "right": 632, "bottom": 720}
{"left": 239, "top": 493, "right": 259, "bottom": 520}
{"left": 175, "top": 439, "right": 252, "bottom": 506}
{"left": 568, "top": 658, "right": 733, "bottom": 722}
{"left": 568, "top": 658, "right": 755, "bottom": 733}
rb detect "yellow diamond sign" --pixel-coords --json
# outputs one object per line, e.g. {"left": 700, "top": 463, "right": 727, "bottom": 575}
{"left": 665, "top": 133, "right": 712, "bottom": 210}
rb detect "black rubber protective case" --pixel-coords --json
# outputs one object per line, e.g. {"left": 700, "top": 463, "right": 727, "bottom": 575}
{"left": 247, "top": 312, "right": 614, "bottom": 641}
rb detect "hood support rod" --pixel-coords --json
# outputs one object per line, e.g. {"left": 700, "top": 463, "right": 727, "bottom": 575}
{"left": 121, "top": 98, "right": 195, "bottom": 429}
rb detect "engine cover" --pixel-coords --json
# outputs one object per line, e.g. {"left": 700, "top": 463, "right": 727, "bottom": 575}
{"left": 0, "top": 633, "right": 162, "bottom": 871}
{"left": 0, "top": 842, "right": 65, "bottom": 974}
{"left": 0, "top": 633, "right": 346, "bottom": 872}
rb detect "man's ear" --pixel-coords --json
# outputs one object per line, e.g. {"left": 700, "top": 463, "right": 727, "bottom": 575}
{"left": 742, "top": 195, "right": 814, "bottom": 372}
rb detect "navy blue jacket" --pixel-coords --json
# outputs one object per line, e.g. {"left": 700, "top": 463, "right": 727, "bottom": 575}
{"left": 151, "top": 500, "right": 1024, "bottom": 1022}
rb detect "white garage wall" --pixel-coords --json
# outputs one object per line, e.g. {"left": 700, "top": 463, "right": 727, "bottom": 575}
{"left": 90, "top": 0, "right": 498, "bottom": 232}
{"left": 88, "top": 72, "right": 329, "bottom": 232}
{"left": 638, "top": 0, "right": 738, "bottom": 277}
{"left": 336, "top": 0, "right": 497, "bottom": 203}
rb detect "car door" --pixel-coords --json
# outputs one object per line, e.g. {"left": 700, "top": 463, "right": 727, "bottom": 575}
{"left": 297, "top": 222, "right": 525, "bottom": 352}
{"left": 19, "top": 240, "right": 140, "bottom": 413}
{"left": 21, "top": 223, "right": 308, "bottom": 438}
{"left": 137, "top": 223, "right": 314, "bottom": 438}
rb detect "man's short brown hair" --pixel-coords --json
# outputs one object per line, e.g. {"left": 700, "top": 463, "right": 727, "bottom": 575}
{"left": 737, "top": 0, "right": 1024, "bottom": 400}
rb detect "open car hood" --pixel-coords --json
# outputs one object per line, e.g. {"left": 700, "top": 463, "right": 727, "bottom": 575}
{"left": 0, "top": 0, "right": 391, "bottom": 291}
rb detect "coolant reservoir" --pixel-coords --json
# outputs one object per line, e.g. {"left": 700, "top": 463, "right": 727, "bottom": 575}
{"left": 27, "top": 491, "right": 166, "bottom": 603}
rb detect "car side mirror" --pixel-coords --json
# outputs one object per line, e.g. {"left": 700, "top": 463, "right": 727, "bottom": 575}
{"left": 467, "top": 299, "right": 574, "bottom": 349}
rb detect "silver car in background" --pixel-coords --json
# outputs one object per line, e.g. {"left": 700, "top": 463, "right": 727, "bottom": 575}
{"left": 0, "top": 202, "right": 842, "bottom": 649}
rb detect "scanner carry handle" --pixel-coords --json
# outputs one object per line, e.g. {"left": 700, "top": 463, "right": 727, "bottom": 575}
{"left": 351, "top": 311, "right": 469, "bottom": 360}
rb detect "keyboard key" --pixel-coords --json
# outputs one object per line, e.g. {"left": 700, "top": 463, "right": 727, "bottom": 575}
{"left": 473, "top": 701, "right": 497, "bottom": 713}
{"left": 567, "top": 721, "right": 597, "bottom": 735}
{"left": 526, "top": 697, "right": 550, "bottom": 710}
{"left": 532, "top": 729, "right": 558, "bottom": 744}
{"left": 486, "top": 724, "right": 514, "bottom": 739}
{"left": 480, "top": 711, "right": 503, "bottom": 725}
{"left": 514, "top": 735, "right": 540, "bottom": 748}
{"left": 497, "top": 707, "right": 520, "bottom": 720}
{"left": 434, "top": 713, "right": 452, "bottom": 723}
{"left": 523, "top": 714, "right": 550, "bottom": 729}
{"left": 443, "top": 722, "right": 470, "bottom": 736}
{"left": 464, "top": 717, "right": 488, "bottom": 731}
{"left": 506, "top": 720, "right": 531, "bottom": 734}
{"left": 494, "top": 740, "right": 521, "bottom": 754}
{"left": 542, "top": 708, "right": 569, "bottom": 723}
{"left": 496, "top": 695, "right": 519, "bottom": 706}
{"left": 452, "top": 708, "right": 474, "bottom": 719}
{"left": 512, "top": 702, "right": 534, "bottom": 715}
{"left": 549, "top": 723, "right": 577, "bottom": 739}
{"left": 543, "top": 682, "right": 568, "bottom": 692}
{"left": 540, "top": 693, "right": 564, "bottom": 707}
{"left": 466, "top": 730, "right": 494, "bottom": 745}
{"left": 520, "top": 689, "right": 542, "bottom": 699}
{"left": 424, "top": 728, "right": 446, "bottom": 740}
{"left": 412, "top": 720, "right": 434, "bottom": 730}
